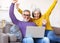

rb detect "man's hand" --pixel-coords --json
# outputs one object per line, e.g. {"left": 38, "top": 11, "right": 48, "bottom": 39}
{"left": 12, "top": 0, "right": 18, "bottom": 4}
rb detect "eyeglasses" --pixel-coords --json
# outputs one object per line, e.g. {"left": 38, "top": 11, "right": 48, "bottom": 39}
{"left": 23, "top": 14, "right": 30, "bottom": 16}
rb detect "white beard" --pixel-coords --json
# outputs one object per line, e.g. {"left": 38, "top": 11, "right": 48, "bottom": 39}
{"left": 23, "top": 19, "right": 28, "bottom": 22}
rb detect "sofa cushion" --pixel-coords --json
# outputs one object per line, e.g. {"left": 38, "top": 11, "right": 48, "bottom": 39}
{"left": 7, "top": 33, "right": 17, "bottom": 42}
{"left": 3, "top": 23, "right": 13, "bottom": 33}
{"left": 0, "top": 33, "right": 8, "bottom": 43}
{"left": 10, "top": 25, "right": 22, "bottom": 41}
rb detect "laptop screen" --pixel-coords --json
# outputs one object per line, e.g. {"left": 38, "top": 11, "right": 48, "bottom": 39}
{"left": 25, "top": 26, "right": 45, "bottom": 38}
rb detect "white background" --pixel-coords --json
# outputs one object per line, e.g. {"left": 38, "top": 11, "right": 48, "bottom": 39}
{"left": 0, "top": 0, "right": 60, "bottom": 27}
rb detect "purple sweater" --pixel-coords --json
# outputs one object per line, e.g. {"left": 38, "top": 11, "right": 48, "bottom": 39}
{"left": 9, "top": 3, "right": 36, "bottom": 37}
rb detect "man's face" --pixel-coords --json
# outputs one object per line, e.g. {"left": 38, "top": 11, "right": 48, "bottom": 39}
{"left": 22, "top": 11, "right": 30, "bottom": 22}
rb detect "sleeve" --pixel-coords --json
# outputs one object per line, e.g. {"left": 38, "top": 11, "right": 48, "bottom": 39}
{"left": 9, "top": 3, "right": 20, "bottom": 25}
{"left": 17, "top": 8, "right": 23, "bottom": 14}
{"left": 39, "top": 0, "right": 57, "bottom": 20}
{"left": 43, "top": 0, "right": 57, "bottom": 19}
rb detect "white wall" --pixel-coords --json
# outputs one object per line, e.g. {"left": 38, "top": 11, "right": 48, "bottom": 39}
{"left": 0, "top": 0, "right": 60, "bottom": 27}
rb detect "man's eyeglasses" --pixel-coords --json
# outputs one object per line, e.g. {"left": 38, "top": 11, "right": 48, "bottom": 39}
{"left": 23, "top": 14, "right": 30, "bottom": 16}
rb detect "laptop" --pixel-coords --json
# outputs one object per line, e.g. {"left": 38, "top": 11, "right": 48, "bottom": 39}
{"left": 52, "top": 27, "right": 60, "bottom": 35}
{"left": 25, "top": 26, "right": 45, "bottom": 38}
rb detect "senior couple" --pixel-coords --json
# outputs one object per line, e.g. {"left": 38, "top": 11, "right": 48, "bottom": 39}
{"left": 9, "top": 0, "right": 57, "bottom": 43}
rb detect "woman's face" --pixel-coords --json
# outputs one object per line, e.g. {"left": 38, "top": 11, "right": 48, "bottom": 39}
{"left": 33, "top": 11, "right": 40, "bottom": 19}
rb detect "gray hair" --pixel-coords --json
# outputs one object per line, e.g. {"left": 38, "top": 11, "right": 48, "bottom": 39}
{"left": 32, "top": 8, "right": 42, "bottom": 17}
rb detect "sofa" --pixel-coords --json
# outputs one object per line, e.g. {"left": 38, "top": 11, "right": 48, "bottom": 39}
{"left": 0, "top": 20, "right": 22, "bottom": 43}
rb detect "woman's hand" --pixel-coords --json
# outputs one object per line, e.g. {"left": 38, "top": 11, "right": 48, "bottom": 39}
{"left": 16, "top": 3, "right": 19, "bottom": 9}
{"left": 42, "top": 19, "right": 47, "bottom": 25}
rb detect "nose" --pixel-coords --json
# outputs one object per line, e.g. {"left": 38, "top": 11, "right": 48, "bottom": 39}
{"left": 25, "top": 16, "right": 29, "bottom": 19}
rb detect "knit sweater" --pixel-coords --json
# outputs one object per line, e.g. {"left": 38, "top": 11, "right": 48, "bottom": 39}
{"left": 17, "top": 0, "right": 57, "bottom": 30}
{"left": 9, "top": 3, "right": 36, "bottom": 37}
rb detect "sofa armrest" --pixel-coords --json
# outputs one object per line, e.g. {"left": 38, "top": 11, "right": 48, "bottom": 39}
{"left": 6, "top": 33, "right": 17, "bottom": 42}
{"left": 0, "top": 33, "right": 8, "bottom": 43}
